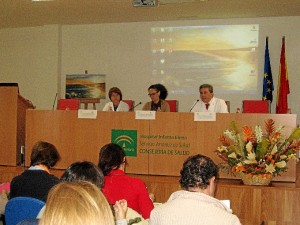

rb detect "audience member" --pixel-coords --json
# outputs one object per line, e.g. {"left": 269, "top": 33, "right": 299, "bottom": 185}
{"left": 39, "top": 181, "right": 115, "bottom": 225}
{"left": 149, "top": 154, "right": 241, "bottom": 225}
{"left": 61, "top": 161, "right": 104, "bottom": 188}
{"left": 98, "top": 143, "right": 154, "bottom": 219}
{"left": 190, "top": 84, "right": 228, "bottom": 113}
{"left": 103, "top": 87, "right": 129, "bottom": 112}
{"left": 0, "top": 182, "right": 9, "bottom": 215}
{"left": 10, "top": 141, "right": 61, "bottom": 202}
{"left": 37, "top": 161, "right": 129, "bottom": 225}
{"left": 142, "top": 84, "right": 170, "bottom": 112}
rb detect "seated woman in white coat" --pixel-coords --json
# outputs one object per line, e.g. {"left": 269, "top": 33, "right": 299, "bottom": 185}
{"left": 103, "top": 87, "right": 129, "bottom": 112}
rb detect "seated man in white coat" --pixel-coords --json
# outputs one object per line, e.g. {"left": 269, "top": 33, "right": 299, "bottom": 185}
{"left": 191, "top": 84, "right": 228, "bottom": 113}
{"left": 149, "top": 154, "right": 241, "bottom": 225}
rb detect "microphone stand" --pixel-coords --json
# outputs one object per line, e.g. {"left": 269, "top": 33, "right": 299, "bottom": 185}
{"left": 189, "top": 100, "right": 199, "bottom": 112}
{"left": 52, "top": 93, "right": 58, "bottom": 110}
{"left": 131, "top": 102, "right": 142, "bottom": 111}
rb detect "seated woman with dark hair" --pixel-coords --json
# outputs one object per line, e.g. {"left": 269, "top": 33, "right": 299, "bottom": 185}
{"left": 98, "top": 143, "right": 154, "bottom": 219}
{"left": 103, "top": 87, "right": 129, "bottom": 112}
{"left": 60, "top": 161, "right": 104, "bottom": 189}
{"left": 142, "top": 84, "right": 170, "bottom": 112}
{"left": 36, "top": 161, "right": 129, "bottom": 225}
{"left": 10, "top": 141, "right": 61, "bottom": 202}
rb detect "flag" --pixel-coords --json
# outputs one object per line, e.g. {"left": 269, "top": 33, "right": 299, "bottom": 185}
{"left": 262, "top": 37, "right": 274, "bottom": 102}
{"left": 276, "top": 37, "right": 290, "bottom": 114}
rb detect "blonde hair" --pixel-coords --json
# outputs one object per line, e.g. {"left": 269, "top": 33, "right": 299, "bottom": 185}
{"left": 39, "top": 181, "right": 115, "bottom": 225}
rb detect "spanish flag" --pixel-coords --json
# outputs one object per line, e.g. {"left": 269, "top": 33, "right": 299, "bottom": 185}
{"left": 276, "top": 37, "right": 290, "bottom": 114}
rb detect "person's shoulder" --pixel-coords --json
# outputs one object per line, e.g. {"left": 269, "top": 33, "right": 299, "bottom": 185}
{"left": 126, "top": 175, "right": 146, "bottom": 186}
{"left": 214, "top": 97, "right": 226, "bottom": 102}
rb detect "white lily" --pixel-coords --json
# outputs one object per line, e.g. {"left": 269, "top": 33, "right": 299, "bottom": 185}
{"left": 217, "top": 146, "right": 228, "bottom": 152}
{"left": 265, "top": 163, "right": 276, "bottom": 173}
{"left": 275, "top": 161, "right": 286, "bottom": 168}
{"left": 228, "top": 152, "right": 237, "bottom": 159}
{"left": 271, "top": 145, "right": 278, "bottom": 154}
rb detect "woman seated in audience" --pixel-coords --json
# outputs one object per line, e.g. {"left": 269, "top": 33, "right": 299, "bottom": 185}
{"left": 103, "top": 87, "right": 129, "bottom": 112}
{"left": 33, "top": 161, "right": 130, "bottom": 225}
{"left": 61, "top": 161, "right": 104, "bottom": 189}
{"left": 10, "top": 141, "right": 61, "bottom": 202}
{"left": 142, "top": 84, "right": 170, "bottom": 112}
{"left": 39, "top": 181, "right": 116, "bottom": 225}
{"left": 98, "top": 143, "right": 154, "bottom": 219}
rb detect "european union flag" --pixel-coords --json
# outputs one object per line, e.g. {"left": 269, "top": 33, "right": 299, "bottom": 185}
{"left": 262, "top": 37, "right": 274, "bottom": 102}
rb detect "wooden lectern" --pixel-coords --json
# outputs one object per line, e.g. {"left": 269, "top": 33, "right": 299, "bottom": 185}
{"left": 0, "top": 86, "right": 35, "bottom": 166}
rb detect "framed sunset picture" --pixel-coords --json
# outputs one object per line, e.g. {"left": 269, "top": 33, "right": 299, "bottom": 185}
{"left": 65, "top": 74, "right": 106, "bottom": 99}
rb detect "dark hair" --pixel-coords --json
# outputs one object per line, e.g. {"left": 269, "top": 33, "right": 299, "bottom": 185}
{"left": 199, "top": 84, "right": 213, "bottom": 93}
{"left": 179, "top": 154, "right": 218, "bottom": 190}
{"left": 108, "top": 87, "right": 122, "bottom": 100}
{"left": 61, "top": 161, "right": 104, "bottom": 188}
{"left": 98, "top": 143, "right": 126, "bottom": 176}
{"left": 30, "top": 141, "right": 60, "bottom": 168}
{"left": 148, "top": 84, "right": 168, "bottom": 100}
{"left": 154, "top": 84, "right": 168, "bottom": 100}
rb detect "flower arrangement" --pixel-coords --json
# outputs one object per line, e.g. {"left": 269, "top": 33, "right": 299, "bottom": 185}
{"left": 216, "top": 119, "right": 300, "bottom": 179}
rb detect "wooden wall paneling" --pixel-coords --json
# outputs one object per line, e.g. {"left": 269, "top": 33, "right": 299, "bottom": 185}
{"left": 26, "top": 111, "right": 150, "bottom": 173}
{"left": 25, "top": 110, "right": 297, "bottom": 181}
{"left": 148, "top": 113, "right": 197, "bottom": 176}
{"left": 215, "top": 184, "right": 261, "bottom": 225}
{"left": 100, "top": 112, "right": 150, "bottom": 174}
{"left": 260, "top": 188, "right": 300, "bottom": 225}
{"left": 0, "top": 87, "right": 33, "bottom": 166}
{"left": 0, "top": 87, "right": 18, "bottom": 166}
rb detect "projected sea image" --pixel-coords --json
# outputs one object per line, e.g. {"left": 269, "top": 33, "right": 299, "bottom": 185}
{"left": 151, "top": 24, "right": 259, "bottom": 94}
{"left": 153, "top": 49, "right": 257, "bottom": 93}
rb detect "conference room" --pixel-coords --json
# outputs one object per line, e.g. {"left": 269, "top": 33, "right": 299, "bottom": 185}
{"left": 1, "top": 1, "right": 300, "bottom": 225}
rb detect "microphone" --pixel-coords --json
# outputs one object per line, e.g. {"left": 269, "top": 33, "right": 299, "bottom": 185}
{"left": 52, "top": 93, "right": 58, "bottom": 110}
{"left": 131, "top": 102, "right": 142, "bottom": 111}
{"left": 189, "top": 100, "right": 199, "bottom": 112}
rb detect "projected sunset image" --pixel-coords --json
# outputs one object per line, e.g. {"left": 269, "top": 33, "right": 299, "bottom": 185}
{"left": 151, "top": 25, "right": 259, "bottom": 94}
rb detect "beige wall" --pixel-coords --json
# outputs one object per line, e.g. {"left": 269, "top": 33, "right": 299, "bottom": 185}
{"left": 1, "top": 17, "right": 299, "bottom": 122}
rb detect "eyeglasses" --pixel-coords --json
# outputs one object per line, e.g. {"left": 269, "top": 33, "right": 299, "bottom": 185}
{"left": 148, "top": 92, "right": 157, "bottom": 97}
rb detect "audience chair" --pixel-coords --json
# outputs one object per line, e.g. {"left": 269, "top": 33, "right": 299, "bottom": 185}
{"left": 123, "top": 100, "right": 135, "bottom": 111}
{"left": 57, "top": 99, "right": 79, "bottom": 110}
{"left": 242, "top": 100, "right": 270, "bottom": 113}
{"left": 165, "top": 100, "right": 178, "bottom": 112}
{"left": 4, "top": 197, "right": 45, "bottom": 225}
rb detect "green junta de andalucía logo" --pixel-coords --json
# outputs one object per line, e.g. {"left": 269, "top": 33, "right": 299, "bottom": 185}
{"left": 111, "top": 130, "right": 137, "bottom": 157}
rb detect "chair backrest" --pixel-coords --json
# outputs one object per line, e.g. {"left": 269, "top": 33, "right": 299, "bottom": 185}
{"left": 243, "top": 100, "right": 269, "bottom": 113}
{"left": 165, "top": 100, "right": 178, "bottom": 112}
{"left": 122, "top": 100, "right": 135, "bottom": 111}
{"left": 57, "top": 99, "right": 79, "bottom": 110}
{"left": 5, "top": 197, "right": 45, "bottom": 225}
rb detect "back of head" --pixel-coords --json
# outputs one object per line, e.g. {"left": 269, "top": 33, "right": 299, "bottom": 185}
{"left": 61, "top": 161, "right": 104, "bottom": 188}
{"left": 98, "top": 143, "right": 125, "bottom": 176}
{"left": 30, "top": 141, "right": 60, "bottom": 168}
{"left": 39, "top": 181, "right": 114, "bottom": 225}
{"left": 179, "top": 154, "right": 218, "bottom": 190}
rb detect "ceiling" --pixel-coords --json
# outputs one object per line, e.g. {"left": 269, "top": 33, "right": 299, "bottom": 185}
{"left": 1, "top": 0, "right": 300, "bottom": 29}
